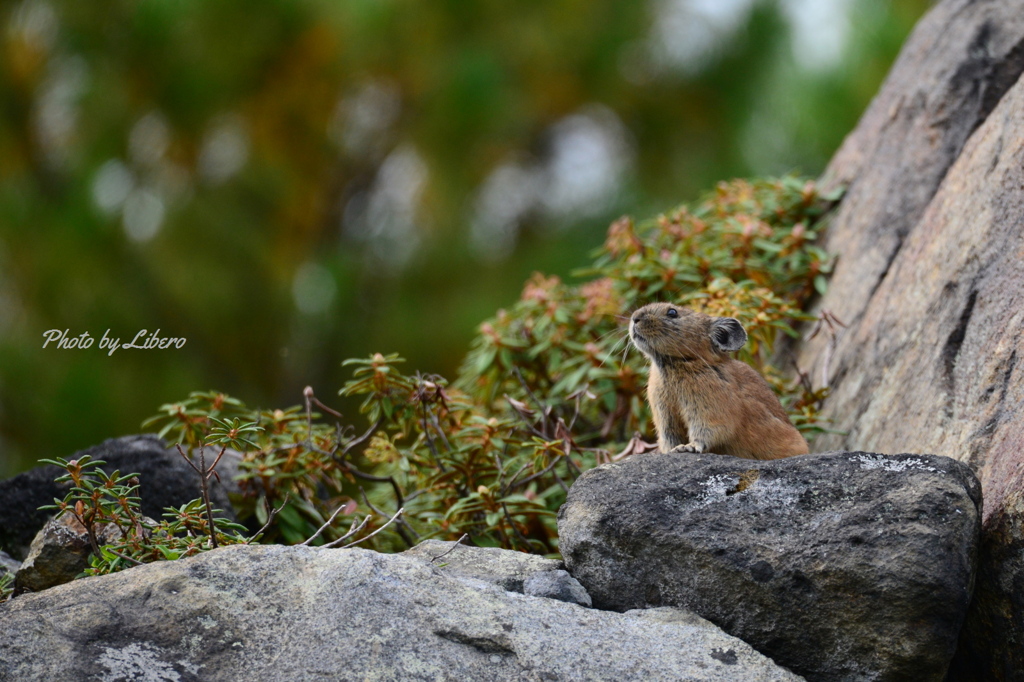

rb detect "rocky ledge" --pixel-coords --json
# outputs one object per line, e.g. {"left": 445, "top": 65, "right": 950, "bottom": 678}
{"left": 0, "top": 541, "right": 799, "bottom": 682}
{"left": 559, "top": 451, "right": 981, "bottom": 681}
{"left": 1, "top": 445, "right": 983, "bottom": 682}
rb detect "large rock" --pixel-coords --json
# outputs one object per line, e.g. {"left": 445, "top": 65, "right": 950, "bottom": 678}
{"left": 0, "top": 435, "right": 236, "bottom": 560}
{"left": 0, "top": 544, "right": 803, "bottom": 681}
{"left": 558, "top": 451, "right": 981, "bottom": 682}
{"left": 792, "top": 1, "right": 1024, "bottom": 676}
{"left": 808, "top": 0, "right": 1024, "bottom": 341}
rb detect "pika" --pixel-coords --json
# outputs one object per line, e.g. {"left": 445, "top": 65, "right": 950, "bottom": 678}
{"left": 629, "top": 302, "right": 808, "bottom": 460}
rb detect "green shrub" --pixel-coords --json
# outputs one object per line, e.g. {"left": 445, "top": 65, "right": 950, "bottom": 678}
{"left": 138, "top": 176, "right": 835, "bottom": 558}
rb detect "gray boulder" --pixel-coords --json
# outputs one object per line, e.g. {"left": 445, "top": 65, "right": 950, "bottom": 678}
{"left": 558, "top": 451, "right": 981, "bottom": 682}
{"left": 0, "top": 435, "right": 236, "bottom": 560}
{"left": 0, "top": 544, "right": 803, "bottom": 681}
{"left": 785, "top": 1, "right": 1024, "bottom": 675}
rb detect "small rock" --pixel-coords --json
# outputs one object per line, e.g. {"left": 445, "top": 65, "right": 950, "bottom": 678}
{"left": 0, "top": 550, "right": 19, "bottom": 577}
{"left": 15, "top": 514, "right": 124, "bottom": 593}
{"left": 404, "top": 538, "right": 564, "bottom": 593}
{"left": 523, "top": 569, "right": 592, "bottom": 607}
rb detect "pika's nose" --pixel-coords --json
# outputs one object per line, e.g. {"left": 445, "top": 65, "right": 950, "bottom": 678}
{"left": 631, "top": 310, "right": 644, "bottom": 323}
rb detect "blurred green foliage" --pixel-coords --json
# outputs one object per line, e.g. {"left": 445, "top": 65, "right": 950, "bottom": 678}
{"left": 0, "top": 0, "right": 929, "bottom": 475}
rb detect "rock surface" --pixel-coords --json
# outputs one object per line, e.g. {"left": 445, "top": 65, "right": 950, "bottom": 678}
{"left": 404, "top": 539, "right": 594, "bottom": 608}
{"left": 0, "top": 550, "right": 18, "bottom": 577}
{"left": 558, "top": 451, "right": 981, "bottom": 682}
{"left": 15, "top": 514, "right": 124, "bottom": 593}
{"left": 523, "top": 569, "right": 592, "bottom": 607}
{"left": 404, "top": 538, "right": 564, "bottom": 592}
{"left": 790, "top": 0, "right": 1024, "bottom": 676}
{"left": 0, "top": 544, "right": 803, "bottom": 681}
{"left": 808, "top": 0, "right": 1024, "bottom": 345}
{"left": 0, "top": 435, "right": 236, "bottom": 560}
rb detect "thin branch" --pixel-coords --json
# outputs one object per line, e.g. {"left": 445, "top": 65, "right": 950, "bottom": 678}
{"left": 429, "top": 533, "right": 468, "bottom": 563}
{"left": 206, "top": 446, "right": 228, "bottom": 480}
{"left": 198, "top": 445, "right": 217, "bottom": 548}
{"left": 311, "top": 396, "right": 344, "bottom": 419}
{"left": 503, "top": 460, "right": 535, "bottom": 493}
{"left": 338, "top": 507, "right": 405, "bottom": 549}
{"left": 551, "top": 469, "right": 570, "bottom": 493}
{"left": 791, "top": 359, "right": 814, "bottom": 395}
{"left": 425, "top": 408, "right": 454, "bottom": 453}
{"left": 346, "top": 465, "right": 405, "bottom": 510}
{"left": 513, "top": 367, "right": 550, "bottom": 434}
{"left": 806, "top": 309, "right": 847, "bottom": 390}
{"left": 109, "top": 549, "right": 143, "bottom": 566}
{"left": 419, "top": 400, "right": 444, "bottom": 466}
{"left": 301, "top": 502, "right": 351, "bottom": 546}
{"left": 174, "top": 443, "right": 202, "bottom": 474}
{"left": 505, "top": 395, "right": 549, "bottom": 440}
{"left": 304, "top": 385, "right": 314, "bottom": 441}
{"left": 502, "top": 502, "right": 535, "bottom": 549}
{"left": 359, "top": 487, "right": 417, "bottom": 547}
{"left": 339, "top": 417, "right": 383, "bottom": 459}
{"left": 250, "top": 493, "right": 290, "bottom": 541}
{"left": 323, "top": 515, "right": 374, "bottom": 548}
{"left": 508, "top": 455, "right": 563, "bottom": 491}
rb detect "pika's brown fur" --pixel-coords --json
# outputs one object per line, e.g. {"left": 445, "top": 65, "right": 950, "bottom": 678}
{"left": 629, "top": 302, "right": 808, "bottom": 460}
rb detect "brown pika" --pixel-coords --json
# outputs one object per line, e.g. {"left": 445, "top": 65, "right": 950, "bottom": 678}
{"left": 629, "top": 302, "right": 808, "bottom": 460}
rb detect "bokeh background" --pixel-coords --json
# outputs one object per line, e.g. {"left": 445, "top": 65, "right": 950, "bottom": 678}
{"left": 0, "top": 0, "right": 929, "bottom": 476}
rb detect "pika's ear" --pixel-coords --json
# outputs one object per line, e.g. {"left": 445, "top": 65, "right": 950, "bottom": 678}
{"left": 710, "top": 317, "right": 747, "bottom": 353}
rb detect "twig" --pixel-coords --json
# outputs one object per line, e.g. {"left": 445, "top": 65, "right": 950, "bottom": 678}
{"left": 512, "top": 367, "right": 550, "bottom": 434}
{"left": 338, "top": 507, "right": 405, "bottom": 549}
{"left": 806, "top": 309, "right": 847, "bottom": 389}
{"left": 176, "top": 443, "right": 220, "bottom": 549}
{"left": 419, "top": 400, "right": 445, "bottom": 467}
{"left": 360, "top": 487, "right": 417, "bottom": 547}
{"left": 502, "top": 502, "right": 535, "bottom": 548}
{"left": 71, "top": 510, "right": 101, "bottom": 556}
{"left": 551, "top": 469, "right": 570, "bottom": 493}
{"left": 301, "top": 502, "right": 351, "bottom": 546}
{"left": 322, "top": 515, "right": 374, "bottom": 548}
{"left": 791, "top": 359, "right": 814, "bottom": 395}
{"left": 250, "top": 493, "right": 290, "bottom": 541}
{"left": 508, "top": 455, "right": 563, "bottom": 491}
{"left": 304, "top": 386, "right": 314, "bottom": 440}
{"left": 430, "top": 533, "right": 468, "bottom": 563}
{"left": 345, "top": 464, "right": 405, "bottom": 510}
{"left": 338, "top": 417, "right": 383, "bottom": 459}
{"left": 503, "top": 460, "right": 534, "bottom": 493}
{"left": 425, "top": 408, "right": 454, "bottom": 453}
{"left": 109, "top": 549, "right": 143, "bottom": 566}
{"left": 505, "top": 395, "right": 549, "bottom": 440}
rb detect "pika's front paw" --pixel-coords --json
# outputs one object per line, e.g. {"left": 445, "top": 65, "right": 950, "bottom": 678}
{"left": 670, "top": 442, "right": 703, "bottom": 454}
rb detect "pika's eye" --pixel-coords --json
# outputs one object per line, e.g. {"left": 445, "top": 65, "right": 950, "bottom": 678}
{"left": 667, "top": 308, "right": 678, "bottom": 318}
